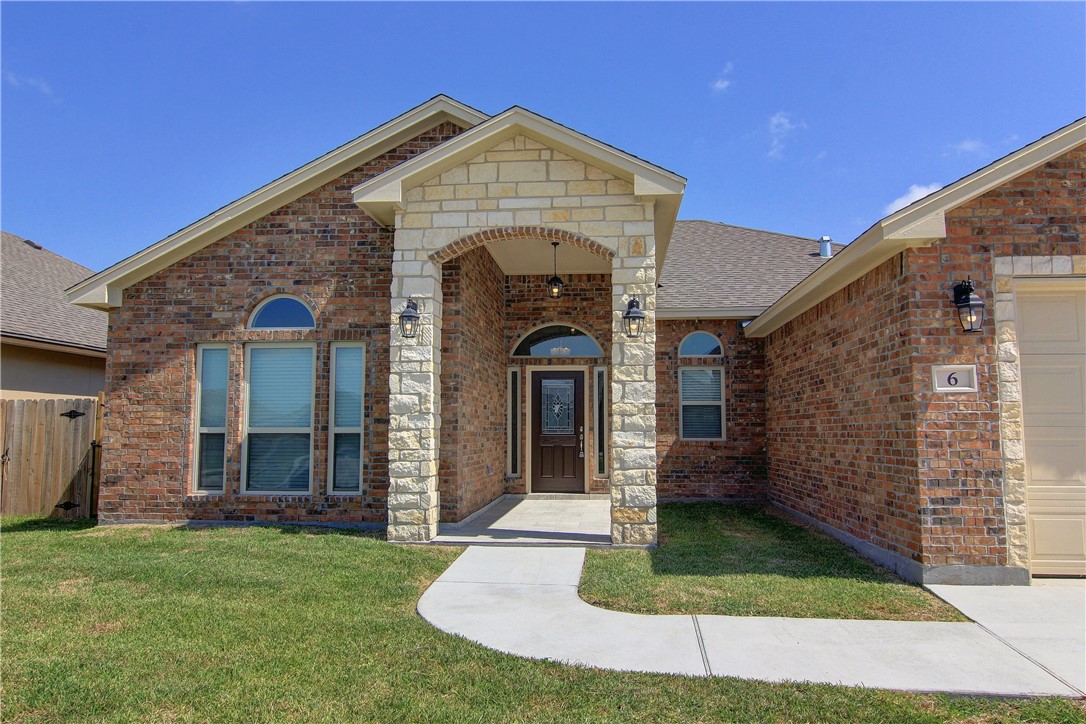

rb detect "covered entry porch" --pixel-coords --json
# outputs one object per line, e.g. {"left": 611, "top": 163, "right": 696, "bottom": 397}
{"left": 434, "top": 494, "right": 612, "bottom": 546}
{"left": 351, "top": 107, "right": 686, "bottom": 546}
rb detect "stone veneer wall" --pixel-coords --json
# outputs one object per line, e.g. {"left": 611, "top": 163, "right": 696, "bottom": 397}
{"left": 98, "top": 122, "right": 465, "bottom": 523}
{"left": 387, "top": 134, "right": 657, "bottom": 544}
{"left": 439, "top": 246, "right": 507, "bottom": 522}
{"left": 766, "top": 146, "right": 1085, "bottom": 582}
{"left": 504, "top": 273, "right": 613, "bottom": 495}
{"left": 656, "top": 319, "right": 768, "bottom": 500}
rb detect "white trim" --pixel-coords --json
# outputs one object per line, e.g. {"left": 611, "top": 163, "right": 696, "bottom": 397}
{"left": 248, "top": 294, "right": 316, "bottom": 330}
{"left": 67, "top": 96, "right": 489, "bottom": 310}
{"left": 241, "top": 342, "right": 316, "bottom": 495}
{"left": 593, "top": 365, "right": 608, "bottom": 479}
{"left": 656, "top": 306, "right": 767, "bottom": 320}
{"left": 328, "top": 343, "right": 365, "bottom": 495}
{"left": 744, "top": 118, "right": 1086, "bottom": 338}
{"left": 525, "top": 365, "right": 590, "bottom": 494}
{"left": 506, "top": 366, "right": 521, "bottom": 477}
{"left": 193, "top": 344, "right": 230, "bottom": 493}
{"left": 678, "top": 365, "right": 726, "bottom": 441}
{"left": 678, "top": 331, "right": 723, "bottom": 357}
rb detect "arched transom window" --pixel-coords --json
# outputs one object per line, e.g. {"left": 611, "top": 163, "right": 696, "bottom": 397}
{"left": 513, "top": 325, "right": 603, "bottom": 358}
{"left": 679, "top": 331, "right": 722, "bottom": 357}
{"left": 248, "top": 295, "right": 315, "bottom": 330}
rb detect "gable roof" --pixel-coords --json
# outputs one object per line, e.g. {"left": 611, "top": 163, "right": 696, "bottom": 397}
{"left": 67, "top": 95, "right": 488, "bottom": 310}
{"left": 351, "top": 106, "right": 686, "bottom": 270}
{"left": 744, "top": 117, "right": 1086, "bottom": 337}
{"left": 2, "top": 231, "right": 108, "bottom": 354}
{"left": 658, "top": 221, "right": 839, "bottom": 318}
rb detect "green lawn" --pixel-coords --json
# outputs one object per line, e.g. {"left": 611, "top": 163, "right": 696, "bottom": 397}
{"left": 581, "top": 503, "right": 966, "bottom": 621}
{"left": 3, "top": 517, "right": 1084, "bottom": 723}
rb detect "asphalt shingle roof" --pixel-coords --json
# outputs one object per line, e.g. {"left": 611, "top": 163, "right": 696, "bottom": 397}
{"left": 658, "top": 220, "right": 840, "bottom": 312}
{"left": 1, "top": 231, "right": 107, "bottom": 352}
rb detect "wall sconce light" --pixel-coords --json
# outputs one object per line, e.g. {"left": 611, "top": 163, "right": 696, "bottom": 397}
{"left": 547, "top": 242, "right": 564, "bottom": 299}
{"left": 399, "top": 298, "right": 420, "bottom": 339}
{"left": 623, "top": 296, "right": 646, "bottom": 338}
{"left": 953, "top": 278, "right": 985, "bottom": 333}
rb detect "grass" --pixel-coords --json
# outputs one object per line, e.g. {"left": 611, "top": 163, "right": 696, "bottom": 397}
{"left": 3, "top": 516, "right": 1084, "bottom": 723}
{"left": 581, "top": 503, "right": 967, "bottom": 622}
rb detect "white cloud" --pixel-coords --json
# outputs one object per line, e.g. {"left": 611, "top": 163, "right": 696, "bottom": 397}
{"left": 946, "top": 138, "right": 989, "bottom": 157}
{"left": 710, "top": 63, "right": 734, "bottom": 93}
{"left": 883, "top": 183, "right": 942, "bottom": 215}
{"left": 3, "top": 69, "right": 54, "bottom": 96}
{"left": 767, "top": 111, "right": 805, "bottom": 159}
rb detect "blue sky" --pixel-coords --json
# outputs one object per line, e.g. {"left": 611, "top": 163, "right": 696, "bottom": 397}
{"left": 3, "top": 2, "right": 1084, "bottom": 272}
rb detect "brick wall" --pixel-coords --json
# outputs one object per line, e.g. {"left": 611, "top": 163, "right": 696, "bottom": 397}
{"left": 439, "top": 246, "right": 508, "bottom": 521}
{"left": 766, "top": 257, "right": 922, "bottom": 561}
{"left": 99, "top": 122, "right": 464, "bottom": 524}
{"left": 656, "top": 319, "right": 768, "bottom": 500}
{"left": 505, "top": 273, "right": 612, "bottom": 494}
{"left": 765, "top": 146, "right": 1085, "bottom": 571}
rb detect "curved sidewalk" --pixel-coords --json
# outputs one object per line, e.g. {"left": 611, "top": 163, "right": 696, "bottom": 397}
{"left": 418, "top": 546, "right": 1085, "bottom": 697}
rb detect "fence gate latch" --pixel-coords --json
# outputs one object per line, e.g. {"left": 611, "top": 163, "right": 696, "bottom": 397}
{"left": 60, "top": 409, "right": 86, "bottom": 419}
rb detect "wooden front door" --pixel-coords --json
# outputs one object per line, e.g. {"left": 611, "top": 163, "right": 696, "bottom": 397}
{"left": 531, "top": 370, "right": 585, "bottom": 493}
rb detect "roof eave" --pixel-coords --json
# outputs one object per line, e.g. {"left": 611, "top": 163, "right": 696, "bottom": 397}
{"left": 744, "top": 117, "right": 1086, "bottom": 339}
{"left": 67, "top": 96, "right": 489, "bottom": 310}
{"left": 657, "top": 306, "right": 768, "bottom": 320}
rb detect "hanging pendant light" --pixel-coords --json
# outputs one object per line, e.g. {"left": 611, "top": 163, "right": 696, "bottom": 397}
{"left": 547, "top": 241, "right": 564, "bottom": 299}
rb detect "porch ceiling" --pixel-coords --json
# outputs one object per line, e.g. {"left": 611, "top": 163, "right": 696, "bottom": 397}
{"left": 484, "top": 238, "right": 610, "bottom": 275}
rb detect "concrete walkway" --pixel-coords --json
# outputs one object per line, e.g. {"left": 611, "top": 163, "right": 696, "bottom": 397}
{"left": 433, "top": 496, "right": 612, "bottom": 546}
{"left": 418, "top": 546, "right": 1086, "bottom": 697}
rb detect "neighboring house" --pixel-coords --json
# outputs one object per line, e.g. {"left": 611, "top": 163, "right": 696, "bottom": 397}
{"left": 2, "top": 231, "right": 107, "bottom": 399}
{"left": 68, "top": 97, "right": 1085, "bottom": 583}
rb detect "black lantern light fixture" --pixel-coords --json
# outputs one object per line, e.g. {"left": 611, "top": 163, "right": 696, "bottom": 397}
{"left": 399, "top": 298, "right": 420, "bottom": 339}
{"left": 622, "top": 296, "right": 646, "bottom": 338}
{"left": 952, "top": 277, "right": 985, "bottom": 333}
{"left": 547, "top": 242, "right": 564, "bottom": 299}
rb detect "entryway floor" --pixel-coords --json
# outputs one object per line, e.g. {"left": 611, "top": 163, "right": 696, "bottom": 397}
{"left": 433, "top": 496, "right": 612, "bottom": 546}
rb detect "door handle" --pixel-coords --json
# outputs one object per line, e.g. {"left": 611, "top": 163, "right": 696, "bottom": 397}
{"left": 579, "top": 426, "right": 585, "bottom": 458}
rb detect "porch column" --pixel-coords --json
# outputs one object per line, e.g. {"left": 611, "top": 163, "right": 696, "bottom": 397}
{"left": 387, "top": 246, "right": 442, "bottom": 542}
{"left": 610, "top": 235, "right": 658, "bottom": 546}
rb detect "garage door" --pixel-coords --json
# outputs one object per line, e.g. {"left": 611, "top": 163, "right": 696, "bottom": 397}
{"left": 1017, "top": 279, "right": 1086, "bottom": 576}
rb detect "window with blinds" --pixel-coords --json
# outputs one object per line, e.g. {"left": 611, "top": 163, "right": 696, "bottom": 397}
{"left": 329, "top": 344, "right": 365, "bottom": 494}
{"left": 195, "top": 345, "right": 229, "bottom": 491}
{"left": 244, "top": 344, "right": 315, "bottom": 492}
{"left": 679, "top": 367, "right": 725, "bottom": 440}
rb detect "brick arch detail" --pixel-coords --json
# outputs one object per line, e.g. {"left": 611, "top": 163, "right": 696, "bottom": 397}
{"left": 428, "top": 226, "right": 615, "bottom": 265}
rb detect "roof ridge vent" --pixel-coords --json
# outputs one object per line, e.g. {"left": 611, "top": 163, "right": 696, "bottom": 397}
{"left": 819, "top": 236, "right": 833, "bottom": 258}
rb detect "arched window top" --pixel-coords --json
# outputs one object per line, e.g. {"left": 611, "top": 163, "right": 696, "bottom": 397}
{"left": 513, "top": 325, "right": 603, "bottom": 358}
{"left": 248, "top": 295, "right": 315, "bottom": 330}
{"left": 680, "top": 331, "right": 722, "bottom": 357}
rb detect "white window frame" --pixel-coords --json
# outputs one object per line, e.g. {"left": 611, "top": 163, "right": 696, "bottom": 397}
{"left": 679, "top": 366, "right": 726, "bottom": 441}
{"left": 679, "top": 331, "right": 723, "bottom": 357}
{"left": 241, "top": 342, "right": 316, "bottom": 495}
{"left": 193, "top": 344, "right": 229, "bottom": 493}
{"left": 247, "top": 294, "right": 316, "bottom": 330}
{"left": 506, "top": 366, "right": 521, "bottom": 476}
{"left": 328, "top": 343, "right": 365, "bottom": 495}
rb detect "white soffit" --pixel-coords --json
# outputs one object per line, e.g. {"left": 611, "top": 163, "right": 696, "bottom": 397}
{"left": 67, "top": 96, "right": 489, "bottom": 310}
{"left": 744, "top": 117, "right": 1086, "bottom": 338}
{"left": 352, "top": 107, "right": 686, "bottom": 268}
{"left": 485, "top": 238, "right": 610, "bottom": 275}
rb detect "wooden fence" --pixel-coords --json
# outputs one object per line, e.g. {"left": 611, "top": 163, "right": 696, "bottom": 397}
{"left": 0, "top": 394, "right": 103, "bottom": 519}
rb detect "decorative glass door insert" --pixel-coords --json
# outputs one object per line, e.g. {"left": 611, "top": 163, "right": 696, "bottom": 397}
{"left": 541, "top": 379, "right": 575, "bottom": 434}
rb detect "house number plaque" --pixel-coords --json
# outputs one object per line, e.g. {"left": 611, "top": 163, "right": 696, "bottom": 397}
{"left": 931, "top": 365, "right": 978, "bottom": 393}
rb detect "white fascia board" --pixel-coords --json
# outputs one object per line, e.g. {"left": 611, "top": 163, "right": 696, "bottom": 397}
{"left": 1, "top": 334, "right": 108, "bottom": 358}
{"left": 67, "top": 96, "right": 488, "bottom": 310}
{"left": 657, "top": 306, "right": 768, "bottom": 320}
{"left": 744, "top": 117, "right": 1086, "bottom": 339}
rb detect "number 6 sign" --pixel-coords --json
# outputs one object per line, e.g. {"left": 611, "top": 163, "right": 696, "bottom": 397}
{"left": 932, "top": 365, "right": 978, "bottom": 393}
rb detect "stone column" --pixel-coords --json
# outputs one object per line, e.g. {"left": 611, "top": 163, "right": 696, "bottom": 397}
{"left": 386, "top": 246, "right": 442, "bottom": 542}
{"left": 609, "top": 234, "right": 658, "bottom": 546}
